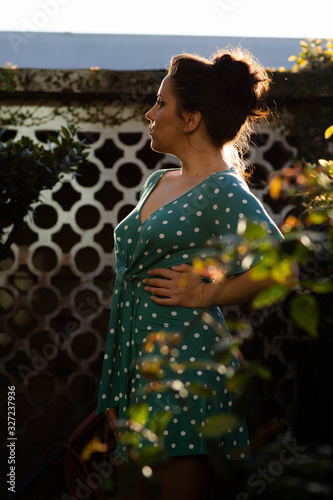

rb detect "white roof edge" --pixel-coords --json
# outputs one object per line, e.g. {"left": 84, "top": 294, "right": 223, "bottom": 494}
{"left": 1, "top": 31, "right": 301, "bottom": 70}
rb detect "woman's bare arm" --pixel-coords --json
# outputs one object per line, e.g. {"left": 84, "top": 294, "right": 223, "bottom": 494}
{"left": 105, "top": 407, "right": 119, "bottom": 441}
{"left": 142, "top": 263, "right": 278, "bottom": 309}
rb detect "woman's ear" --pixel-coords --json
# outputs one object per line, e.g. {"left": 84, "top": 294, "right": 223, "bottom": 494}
{"left": 183, "top": 111, "right": 202, "bottom": 133}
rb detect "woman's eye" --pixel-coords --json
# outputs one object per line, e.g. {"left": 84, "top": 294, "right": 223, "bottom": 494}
{"left": 157, "top": 99, "right": 164, "bottom": 107}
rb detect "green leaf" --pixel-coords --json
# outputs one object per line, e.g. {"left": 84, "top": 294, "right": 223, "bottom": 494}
{"left": 237, "top": 219, "right": 269, "bottom": 241}
{"left": 187, "top": 382, "right": 216, "bottom": 398}
{"left": 290, "top": 294, "right": 319, "bottom": 337}
{"left": 247, "top": 362, "right": 272, "bottom": 380}
{"left": 119, "top": 431, "right": 140, "bottom": 447}
{"left": 47, "top": 134, "right": 60, "bottom": 145}
{"left": 302, "top": 278, "right": 333, "bottom": 294}
{"left": 307, "top": 211, "right": 329, "bottom": 225}
{"left": 281, "top": 237, "right": 312, "bottom": 261}
{"left": 148, "top": 410, "right": 172, "bottom": 435}
{"left": 213, "top": 343, "right": 235, "bottom": 365}
{"left": 137, "top": 443, "right": 163, "bottom": 463}
{"left": 128, "top": 402, "right": 149, "bottom": 426}
{"left": 252, "top": 284, "right": 290, "bottom": 309}
{"left": 61, "top": 126, "right": 71, "bottom": 140}
{"left": 227, "top": 363, "right": 271, "bottom": 391}
{"left": 201, "top": 414, "right": 239, "bottom": 437}
{"left": 249, "top": 264, "right": 271, "bottom": 281}
{"left": 271, "top": 259, "right": 295, "bottom": 285}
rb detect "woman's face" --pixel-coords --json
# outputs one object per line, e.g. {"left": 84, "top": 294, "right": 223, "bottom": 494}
{"left": 145, "top": 75, "right": 186, "bottom": 156}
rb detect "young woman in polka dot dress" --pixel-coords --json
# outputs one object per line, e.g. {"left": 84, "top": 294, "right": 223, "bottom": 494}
{"left": 97, "top": 48, "right": 283, "bottom": 498}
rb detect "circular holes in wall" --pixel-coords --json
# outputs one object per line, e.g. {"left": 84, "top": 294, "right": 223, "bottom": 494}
{"left": 0, "top": 331, "right": 14, "bottom": 357}
{"left": 10, "top": 308, "right": 38, "bottom": 331}
{"left": 0, "top": 288, "right": 15, "bottom": 313}
{"left": 74, "top": 289, "right": 100, "bottom": 316}
{"left": 0, "top": 249, "right": 15, "bottom": 271}
{"left": 76, "top": 161, "right": 100, "bottom": 187}
{"left": 32, "top": 246, "right": 58, "bottom": 272}
{"left": 33, "top": 204, "right": 58, "bottom": 229}
{"left": 71, "top": 332, "right": 98, "bottom": 359}
{"left": 75, "top": 205, "right": 100, "bottom": 230}
{"left": 74, "top": 247, "right": 100, "bottom": 273}
{"left": 31, "top": 288, "right": 58, "bottom": 315}
{"left": 9, "top": 265, "right": 38, "bottom": 293}
{"left": 67, "top": 374, "right": 96, "bottom": 403}
{"left": 117, "top": 163, "right": 142, "bottom": 188}
{"left": 28, "top": 374, "right": 54, "bottom": 404}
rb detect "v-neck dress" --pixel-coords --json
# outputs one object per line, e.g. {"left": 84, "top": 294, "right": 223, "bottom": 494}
{"left": 97, "top": 168, "right": 283, "bottom": 460}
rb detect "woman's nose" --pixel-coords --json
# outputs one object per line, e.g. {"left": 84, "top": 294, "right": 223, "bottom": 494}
{"left": 145, "top": 105, "right": 155, "bottom": 122}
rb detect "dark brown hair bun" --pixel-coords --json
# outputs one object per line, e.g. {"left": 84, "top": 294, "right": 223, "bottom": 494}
{"left": 212, "top": 52, "right": 270, "bottom": 116}
{"left": 168, "top": 47, "right": 272, "bottom": 178}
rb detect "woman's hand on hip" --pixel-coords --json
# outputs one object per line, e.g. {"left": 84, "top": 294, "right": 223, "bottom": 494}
{"left": 142, "top": 264, "right": 214, "bottom": 308}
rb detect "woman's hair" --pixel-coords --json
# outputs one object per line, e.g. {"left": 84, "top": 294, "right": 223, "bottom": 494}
{"left": 167, "top": 47, "right": 271, "bottom": 179}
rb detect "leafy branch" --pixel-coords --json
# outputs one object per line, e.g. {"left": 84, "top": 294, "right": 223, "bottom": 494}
{"left": 288, "top": 39, "right": 333, "bottom": 71}
{"left": 0, "top": 124, "right": 90, "bottom": 260}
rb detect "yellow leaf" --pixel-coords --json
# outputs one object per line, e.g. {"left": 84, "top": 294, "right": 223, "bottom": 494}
{"left": 324, "top": 125, "right": 333, "bottom": 139}
{"left": 288, "top": 55, "right": 297, "bottom": 61}
{"left": 306, "top": 211, "right": 328, "bottom": 225}
{"left": 300, "top": 40, "right": 308, "bottom": 48}
{"left": 283, "top": 215, "right": 301, "bottom": 229}
{"left": 269, "top": 176, "right": 282, "bottom": 200}
{"left": 318, "top": 159, "right": 328, "bottom": 167}
{"left": 81, "top": 437, "right": 108, "bottom": 462}
{"left": 271, "top": 260, "right": 294, "bottom": 285}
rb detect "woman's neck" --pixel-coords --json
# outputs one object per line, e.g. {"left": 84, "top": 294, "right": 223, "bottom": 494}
{"left": 178, "top": 147, "right": 230, "bottom": 179}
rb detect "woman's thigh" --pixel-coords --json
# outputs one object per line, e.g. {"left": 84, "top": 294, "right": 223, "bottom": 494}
{"left": 116, "top": 454, "right": 215, "bottom": 500}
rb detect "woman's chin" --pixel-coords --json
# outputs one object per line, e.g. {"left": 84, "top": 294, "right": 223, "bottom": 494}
{"left": 149, "top": 140, "right": 163, "bottom": 154}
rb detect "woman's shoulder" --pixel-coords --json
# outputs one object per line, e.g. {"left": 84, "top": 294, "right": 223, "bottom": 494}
{"left": 142, "top": 168, "right": 181, "bottom": 190}
{"left": 208, "top": 169, "right": 250, "bottom": 192}
{"left": 204, "top": 168, "right": 264, "bottom": 212}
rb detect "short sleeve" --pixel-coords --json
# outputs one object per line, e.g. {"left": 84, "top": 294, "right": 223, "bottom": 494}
{"left": 205, "top": 171, "right": 283, "bottom": 277}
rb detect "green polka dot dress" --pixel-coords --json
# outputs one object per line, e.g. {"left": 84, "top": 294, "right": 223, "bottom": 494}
{"left": 97, "top": 168, "right": 283, "bottom": 459}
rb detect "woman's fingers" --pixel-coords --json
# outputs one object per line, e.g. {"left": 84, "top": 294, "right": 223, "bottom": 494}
{"left": 144, "top": 285, "right": 171, "bottom": 296}
{"left": 147, "top": 267, "right": 176, "bottom": 278}
{"left": 143, "top": 265, "right": 205, "bottom": 307}
{"left": 171, "top": 264, "right": 192, "bottom": 272}
{"left": 142, "top": 277, "right": 171, "bottom": 288}
{"left": 150, "top": 296, "right": 175, "bottom": 305}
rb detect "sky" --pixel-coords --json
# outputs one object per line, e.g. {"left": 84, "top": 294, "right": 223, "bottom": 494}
{"left": 1, "top": 0, "right": 332, "bottom": 39}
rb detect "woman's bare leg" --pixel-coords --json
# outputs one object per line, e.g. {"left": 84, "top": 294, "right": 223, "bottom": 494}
{"left": 115, "top": 455, "right": 215, "bottom": 500}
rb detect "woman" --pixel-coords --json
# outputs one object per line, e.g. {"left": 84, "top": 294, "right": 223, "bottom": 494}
{"left": 97, "top": 48, "right": 283, "bottom": 499}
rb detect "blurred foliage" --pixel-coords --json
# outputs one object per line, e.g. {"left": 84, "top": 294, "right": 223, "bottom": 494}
{"left": 0, "top": 62, "right": 17, "bottom": 93}
{"left": 0, "top": 124, "right": 90, "bottom": 260}
{"left": 272, "top": 39, "right": 333, "bottom": 162}
{"left": 287, "top": 39, "right": 333, "bottom": 72}
{"left": 95, "top": 125, "right": 333, "bottom": 498}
